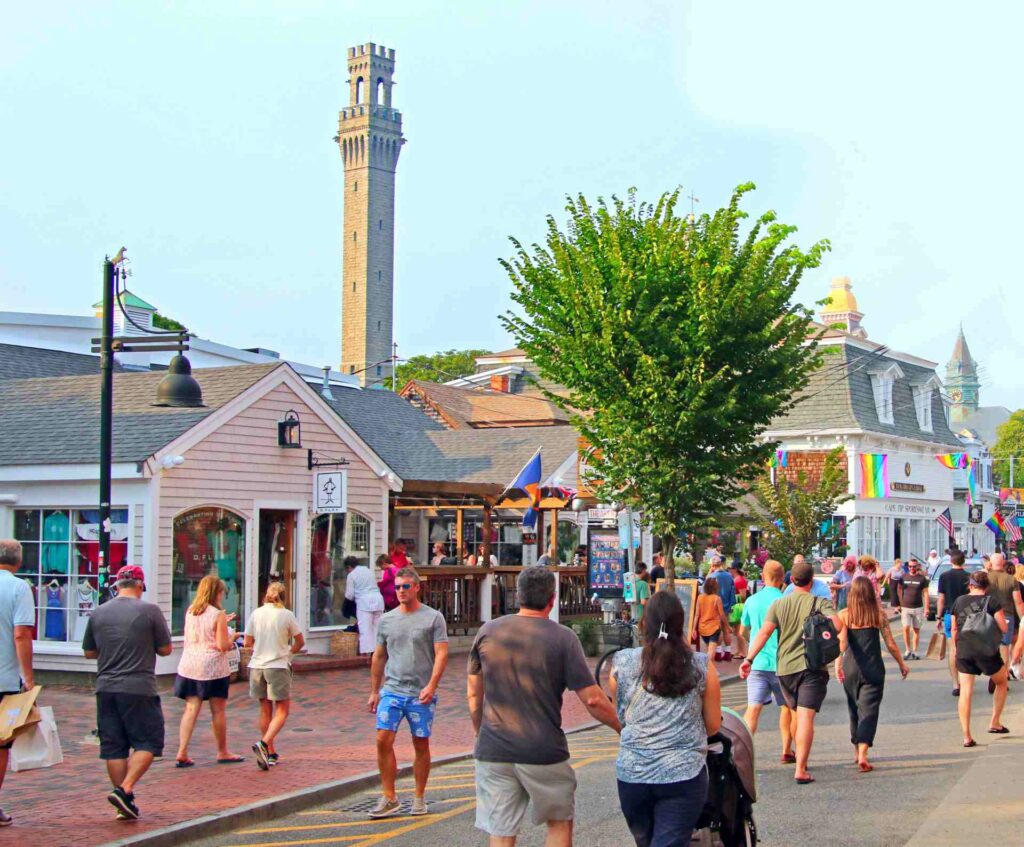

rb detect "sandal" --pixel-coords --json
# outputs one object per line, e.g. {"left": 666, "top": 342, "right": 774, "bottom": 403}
{"left": 794, "top": 776, "right": 815, "bottom": 785}
{"left": 963, "top": 740, "right": 977, "bottom": 748}
{"left": 858, "top": 762, "right": 874, "bottom": 773}
{"left": 175, "top": 758, "right": 195, "bottom": 768}
{"left": 217, "top": 755, "right": 247, "bottom": 764}
{"left": 987, "top": 727, "right": 1010, "bottom": 734}
{"left": 780, "top": 753, "right": 796, "bottom": 764}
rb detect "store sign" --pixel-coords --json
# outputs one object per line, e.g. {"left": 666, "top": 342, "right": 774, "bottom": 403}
{"left": 968, "top": 505, "right": 984, "bottom": 524}
{"left": 313, "top": 471, "right": 347, "bottom": 514}
{"left": 891, "top": 482, "right": 925, "bottom": 493}
{"left": 856, "top": 500, "right": 943, "bottom": 517}
{"left": 588, "top": 508, "right": 618, "bottom": 523}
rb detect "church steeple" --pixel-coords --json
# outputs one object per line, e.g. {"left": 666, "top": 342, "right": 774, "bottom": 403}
{"left": 945, "top": 325, "right": 980, "bottom": 424}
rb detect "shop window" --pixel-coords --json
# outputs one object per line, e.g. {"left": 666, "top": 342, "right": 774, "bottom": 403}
{"left": 172, "top": 508, "right": 246, "bottom": 637}
{"left": 309, "top": 512, "right": 372, "bottom": 629}
{"left": 13, "top": 508, "right": 128, "bottom": 643}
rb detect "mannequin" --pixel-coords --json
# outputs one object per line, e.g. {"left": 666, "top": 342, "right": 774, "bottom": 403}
{"left": 45, "top": 578, "right": 66, "bottom": 640}
{"left": 73, "top": 578, "right": 98, "bottom": 641}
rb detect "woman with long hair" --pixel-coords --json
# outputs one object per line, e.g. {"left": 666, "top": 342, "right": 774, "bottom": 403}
{"left": 173, "top": 575, "right": 244, "bottom": 766}
{"left": 610, "top": 591, "right": 722, "bottom": 846}
{"left": 695, "top": 576, "right": 731, "bottom": 658}
{"left": 834, "top": 576, "right": 909, "bottom": 772}
{"left": 376, "top": 553, "right": 399, "bottom": 612}
{"left": 856, "top": 555, "right": 883, "bottom": 600}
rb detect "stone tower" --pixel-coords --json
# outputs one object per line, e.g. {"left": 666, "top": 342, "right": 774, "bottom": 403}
{"left": 337, "top": 43, "right": 404, "bottom": 386}
{"left": 945, "top": 325, "right": 981, "bottom": 424}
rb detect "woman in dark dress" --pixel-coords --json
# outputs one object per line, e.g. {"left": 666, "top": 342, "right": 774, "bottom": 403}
{"left": 835, "top": 576, "right": 909, "bottom": 772}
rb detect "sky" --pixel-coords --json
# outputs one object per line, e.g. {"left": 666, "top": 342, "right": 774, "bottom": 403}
{"left": 1, "top": 1, "right": 1020, "bottom": 407}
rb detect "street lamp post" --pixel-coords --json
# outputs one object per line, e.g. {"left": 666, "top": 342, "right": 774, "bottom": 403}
{"left": 98, "top": 256, "right": 117, "bottom": 595}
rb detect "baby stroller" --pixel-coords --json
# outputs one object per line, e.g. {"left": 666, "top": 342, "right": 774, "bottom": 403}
{"left": 693, "top": 706, "right": 757, "bottom": 846}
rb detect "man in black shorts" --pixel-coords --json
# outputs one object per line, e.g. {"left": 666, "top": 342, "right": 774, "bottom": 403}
{"left": 82, "top": 565, "right": 172, "bottom": 821}
{"left": 741, "top": 560, "right": 844, "bottom": 785}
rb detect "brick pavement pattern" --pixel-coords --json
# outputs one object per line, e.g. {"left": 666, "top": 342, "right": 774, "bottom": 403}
{"left": 3, "top": 653, "right": 740, "bottom": 847}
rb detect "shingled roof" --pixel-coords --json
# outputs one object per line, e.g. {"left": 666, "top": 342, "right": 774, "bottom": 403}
{"left": 0, "top": 343, "right": 128, "bottom": 382}
{"left": 400, "top": 380, "right": 569, "bottom": 429}
{"left": 0, "top": 363, "right": 277, "bottom": 466}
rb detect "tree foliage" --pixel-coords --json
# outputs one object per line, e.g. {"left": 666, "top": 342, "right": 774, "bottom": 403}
{"left": 393, "top": 349, "right": 491, "bottom": 389}
{"left": 152, "top": 311, "right": 186, "bottom": 332}
{"left": 992, "top": 410, "right": 1024, "bottom": 488}
{"left": 500, "top": 184, "right": 829, "bottom": 578}
{"left": 751, "top": 447, "right": 854, "bottom": 567}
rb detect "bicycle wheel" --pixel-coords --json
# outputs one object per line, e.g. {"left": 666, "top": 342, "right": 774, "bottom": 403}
{"left": 595, "top": 648, "right": 619, "bottom": 697}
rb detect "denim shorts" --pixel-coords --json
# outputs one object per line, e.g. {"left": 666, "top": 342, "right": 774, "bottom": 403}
{"left": 746, "top": 669, "right": 786, "bottom": 706}
{"left": 376, "top": 690, "right": 437, "bottom": 737}
{"left": 1002, "top": 616, "right": 1017, "bottom": 647}
{"left": 943, "top": 612, "right": 953, "bottom": 639}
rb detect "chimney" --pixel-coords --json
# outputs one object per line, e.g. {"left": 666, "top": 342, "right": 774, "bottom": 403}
{"left": 489, "top": 375, "right": 509, "bottom": 393}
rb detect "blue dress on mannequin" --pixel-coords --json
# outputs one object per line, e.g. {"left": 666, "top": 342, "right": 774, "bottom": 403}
{"left": 45, "top": 584, "right": 66, "bottom": 640}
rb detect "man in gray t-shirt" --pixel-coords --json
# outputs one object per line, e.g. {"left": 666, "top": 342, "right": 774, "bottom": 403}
{"left": 81, "top": 565, "right": 172, "bottom": 822}
{"left": 467, "top": 567, "right": 621, "bottom": 843}
{"left": 367, "top": 568, "right": 448, "bottom": 818}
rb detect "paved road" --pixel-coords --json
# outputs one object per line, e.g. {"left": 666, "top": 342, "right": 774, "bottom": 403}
{"left": 185, "top": 634, "right": 1022, "bottom": 847}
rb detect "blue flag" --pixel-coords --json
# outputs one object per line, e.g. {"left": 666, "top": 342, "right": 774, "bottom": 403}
{"left": 506, "top": 449, "right": 543, "bottom": 529}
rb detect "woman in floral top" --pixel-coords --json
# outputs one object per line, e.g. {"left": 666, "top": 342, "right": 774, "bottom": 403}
{"left": 610, "top": 591, "right": 722, "bottom": 846}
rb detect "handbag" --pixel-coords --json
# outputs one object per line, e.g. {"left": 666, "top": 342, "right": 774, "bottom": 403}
{"left": 341, "top": 598, "right": 358, "bottom": 619}
{"left": 10, "top": 706, "right": 63, "bottom": 772}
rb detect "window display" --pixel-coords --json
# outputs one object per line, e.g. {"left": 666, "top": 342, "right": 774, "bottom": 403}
{"left": 308, "top": 512, "right": 371, "bottom": 629}
{"left": 172, "top": 508, "right": 245, "bottom": 636}
{"left": 13, "top": 508, "right": 127, "bottom": 643}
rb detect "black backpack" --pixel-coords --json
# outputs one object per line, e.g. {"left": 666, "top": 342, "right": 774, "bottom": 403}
{"left": 803, "top": 597, "right": 841, "bottom": 669}
{"left": 957, "top": 598, "right": 1001, "bottom": 661}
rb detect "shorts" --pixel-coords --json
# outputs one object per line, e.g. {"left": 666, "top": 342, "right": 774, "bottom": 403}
{"left": 943, "top": 612, "right": 953, "bottom": 639}
{"left": 249, "top": 667, "right": 292, "bottom": 701}
{"left": 174, "top": 674, "right": 230, "bottom": 701}
{"left": 1002, "top": 616, "right": 1016, "bottom": 647}
{"left": 96, "top": 692, "right": 165, "bottom": 760}
{"left": 0, "top": 691, "right": 19, "bottom": 749}
{"left": 778, "top": 669, "right": 829, "bottom": 712}
{"left": 475, "top": 759, "right": 576, "bottom": 836}
{"left": 700, "top": 631, "right": 722, "bottom": 645}
{"left": 901, "top": 607, "right": 924, "bottom": 629}
{"left": 746, "top": 669, "right": 786, "bottom": 707}
{"left": 956, "top": 653, "right": 1004, "bottom": 677}
{"left": 375, "top": 690, "right": 437, "bottom": 738}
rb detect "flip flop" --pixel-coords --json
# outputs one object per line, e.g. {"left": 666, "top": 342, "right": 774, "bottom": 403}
{"left": 175, "top": 759, "right": 195, "bottom": 768}
{"left": 795, "top": 776, "right": 815, "bottom": 784}
{"left": 780, "top": 753, "right": 796, "bottom": 764}
{"left": 963, "top": 740, "right": 977, "bottom": 748}
{"left": 987, "top": 727, "right": 1010, "bottom": 734}
{"left": 858, "top": 762, "right": 874, "bottom": 773}
{"left": 217, "top": 756, "right": 247, "bottom": 764}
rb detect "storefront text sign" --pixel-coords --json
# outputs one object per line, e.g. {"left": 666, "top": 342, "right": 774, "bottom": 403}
{"left": 313, "top": 471, "right": 347, "bottom": 514}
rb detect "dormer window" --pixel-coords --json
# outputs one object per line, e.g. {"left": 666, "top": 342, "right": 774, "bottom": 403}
{"left": 868, "top": 363, "right": 903, "bottom": 425}
{"left": 912, "top": 376, "right": 941, "bottom": 433}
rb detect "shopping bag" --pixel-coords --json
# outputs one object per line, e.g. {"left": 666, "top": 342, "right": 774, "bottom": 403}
{"left": 926, "top": 632, "right": 946, "bottom": 661}
{"left": 10, "top": 706, "right": 63, "bottom": 771}
{"left": 226, "top": 646, "right": 241, "bottom": 674}
{"left": 0, "top": 686, "right": 42, "bottom": 745}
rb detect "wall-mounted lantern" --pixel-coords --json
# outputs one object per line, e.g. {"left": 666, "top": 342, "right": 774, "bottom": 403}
{"left": 278, "top": 410, "right": 302, "bottom": 448}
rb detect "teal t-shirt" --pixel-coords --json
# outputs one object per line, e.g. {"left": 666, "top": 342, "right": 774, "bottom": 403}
{"left": 740, "top": 586, "right": 783, "bottom": 673}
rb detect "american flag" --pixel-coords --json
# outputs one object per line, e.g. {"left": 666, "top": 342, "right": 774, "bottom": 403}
{"left": 936, "top": 508, "right": 953, "bottom": 536}
{"left": 1007, "top": 516, "right": 1022, "bottom": 544}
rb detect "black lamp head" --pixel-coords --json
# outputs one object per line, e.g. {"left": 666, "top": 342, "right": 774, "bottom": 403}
{"left": 154, "top": 354, "right": 204, "bottom": 407}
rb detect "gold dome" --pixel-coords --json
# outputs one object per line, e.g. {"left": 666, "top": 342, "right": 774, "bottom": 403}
{"left": 821, "top": 276, "right": 860, "bottom": 314}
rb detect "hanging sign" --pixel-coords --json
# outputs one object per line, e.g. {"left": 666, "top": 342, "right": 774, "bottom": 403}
{"left": 313, "top": 471, "right": 347, "bottom": 514}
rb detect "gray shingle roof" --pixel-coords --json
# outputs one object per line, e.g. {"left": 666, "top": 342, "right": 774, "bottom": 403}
{"left": 0, "top": 363, "right": 277, "bottom": 466}
{"left": 0, "top": 343, "right": 128, "bottom": 381}
{"left": 771, "top": 343, "right": 961, "bottom": 446}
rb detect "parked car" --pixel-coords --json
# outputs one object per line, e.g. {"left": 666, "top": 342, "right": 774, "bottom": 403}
{"left": 926, "top": 557, "right": 984, "bottom": 620}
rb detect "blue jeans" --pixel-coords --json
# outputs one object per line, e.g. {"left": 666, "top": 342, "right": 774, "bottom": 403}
{"left": 617, "top": 768, "right": 709, "bottom": 847}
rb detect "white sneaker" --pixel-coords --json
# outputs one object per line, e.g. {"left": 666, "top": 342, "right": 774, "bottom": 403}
{"left": 410, "top": 796, "right": 428, "bottom": 816}
{"left": 368, "top": 797, "right": 401, "bottom": 819}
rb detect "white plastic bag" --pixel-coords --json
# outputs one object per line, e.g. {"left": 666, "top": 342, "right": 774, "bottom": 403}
{"left": 10, "top": 706, "right": 63, "bottom": 771}
{"left": 227, "top": 646, "right": 241, "bottom": 674}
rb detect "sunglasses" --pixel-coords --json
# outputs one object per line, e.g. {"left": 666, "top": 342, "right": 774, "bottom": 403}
{"left": 395, "top": 583, "right": 415, "bottom": 590}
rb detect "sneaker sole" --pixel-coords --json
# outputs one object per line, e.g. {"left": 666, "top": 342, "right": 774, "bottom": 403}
{"left": 107, "top": 792, "right": 139, "bottom": 820}
{"left": 0, "top": 819, "right": 11, "bottom": 827}
{"left": 368, "top": 805, "right": 402, "bottom": 819}
{"left": 410, "top": 807, "right": 429, "bottom": 816}
{"left": 252, "top": 743, "right": 270, "bottom": 771}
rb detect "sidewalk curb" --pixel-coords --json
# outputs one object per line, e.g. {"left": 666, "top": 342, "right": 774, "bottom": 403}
{"left": 103, "top": 672, "right": 741, "bottom": 847}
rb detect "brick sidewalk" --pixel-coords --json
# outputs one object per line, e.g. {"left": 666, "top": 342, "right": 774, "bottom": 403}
{"left": 2, "top": 653, "right": 740, "bottom": 847}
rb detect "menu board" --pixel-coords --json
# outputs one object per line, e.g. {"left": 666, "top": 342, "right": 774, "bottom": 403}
{"left": 588, "top": 529, "right": 625, "bottom": 596}
{"left": 656, "top": 579, "right": 699, "bottom": 640}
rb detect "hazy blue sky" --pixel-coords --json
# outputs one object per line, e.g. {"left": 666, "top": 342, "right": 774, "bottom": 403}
{"left": 1, "top": 2, "right": 1020, "bottom": 407}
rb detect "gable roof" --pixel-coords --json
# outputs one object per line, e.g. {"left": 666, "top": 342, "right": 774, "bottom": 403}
{"left": 0, "top": 363, "right": 277, "bottom": 466}
{"left": 0, "top": 343, "right": 128, "bottom": 382}
{"left": 400, "top": 380, "right": 569, "bottom": 429}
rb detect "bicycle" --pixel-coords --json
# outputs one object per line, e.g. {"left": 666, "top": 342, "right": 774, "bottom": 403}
{"left": 594, "top": 619, "right": 640, "bottom": 697}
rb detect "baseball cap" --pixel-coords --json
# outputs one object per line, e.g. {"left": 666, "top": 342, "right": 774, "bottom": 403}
{"left": 115, "top": 564, "right": 146, "bottom": 584}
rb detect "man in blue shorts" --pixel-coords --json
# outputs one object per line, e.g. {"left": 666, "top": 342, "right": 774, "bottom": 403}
{"left": 936, "top": 551, "right": 971, "bottom": 696}
{"left": 367, "top": 567, "right": 449, "bottom": 818}
{"left": 739, "top": 560, "right": 793, "bottom": 763}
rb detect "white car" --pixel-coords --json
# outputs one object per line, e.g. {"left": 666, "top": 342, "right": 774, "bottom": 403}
{"left": 926, "top": 557, "right": 984, "bottom": 620}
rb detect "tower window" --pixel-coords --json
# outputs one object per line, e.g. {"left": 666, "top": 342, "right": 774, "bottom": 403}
{"left": 377, "top": 270, "right": 382, "bottom": 281}
{"left": 355, "top": 76, "right": 364, "bottom": 104}
{"left": 376, "top": 365, "right": 382, "bottom": 376}
{"left": 376, "top": 78, "right": 385, "bottom": 103}
{"left": 379, "top": 219, "right": 383, "bottom": 230}
{"left": 353, "top": 232, "right": 357, "bottom": 242}
{"left": 349, "top": 365, "right": 356, "bottom": 374}
{"left": 352, "top": 282, "right": 356, "bottom": 291}
{"left": 354, "top": 181, "right": 358, "bottom": 192}
{"left": 377, "top": 321, "right": 381, "bottom": 331}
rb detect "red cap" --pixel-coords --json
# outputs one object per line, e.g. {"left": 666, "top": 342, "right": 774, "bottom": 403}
{"left": 114, "top": 564, "right": 146, "bottom": 584}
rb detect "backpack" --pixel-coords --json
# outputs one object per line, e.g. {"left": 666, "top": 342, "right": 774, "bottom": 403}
{"left": 957, "top": 598, "right": 1001, "bottom": 661}
{"left": 802, "top": 597, "right": 841, "bottom": 669}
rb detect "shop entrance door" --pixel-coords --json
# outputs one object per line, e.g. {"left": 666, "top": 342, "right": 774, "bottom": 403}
{"left": 893, "top": 520, "right": 902, "bottom": 561}
{"left": 258, "top": 510, "right": 298, "bottom": 610}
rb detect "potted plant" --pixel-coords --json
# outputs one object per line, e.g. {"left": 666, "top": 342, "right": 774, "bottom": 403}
{"left": 571, "top": 619, "right": 600, "bottom": 657}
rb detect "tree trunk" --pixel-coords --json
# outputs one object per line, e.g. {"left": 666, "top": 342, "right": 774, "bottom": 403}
{"left": 661, "top": 532, "right": 677, "bottom": 588}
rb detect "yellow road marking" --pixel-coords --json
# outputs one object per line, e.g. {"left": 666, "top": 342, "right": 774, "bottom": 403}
{"left": 241, "top": 797, "right": 481, "bottom": 835}
{"left": 298, "top": 796, "right": 478, "bottom": 817}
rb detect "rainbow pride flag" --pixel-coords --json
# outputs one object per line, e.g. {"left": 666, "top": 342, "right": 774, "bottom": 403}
{"left": 965, "top": 458, "right": 977, "bottom": 507}
{"left": 769, "top": 450, "right": 788, "bottom": 468}
{"left": 934, "top": 453, "right": 969, "bottom": 470}
{"left": 985, "top": 511, "right": 1008, "bottom": 535}
{"left": 859, "top": 454, "right": 889, "bottom": 498}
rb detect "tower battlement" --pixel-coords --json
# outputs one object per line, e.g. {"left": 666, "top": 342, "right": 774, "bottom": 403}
{"left": 348, "top": 43, "right": 395, "bottom": 61}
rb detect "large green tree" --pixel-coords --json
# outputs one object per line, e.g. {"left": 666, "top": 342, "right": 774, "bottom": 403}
{"left": 393, "top": 348, "right": 490, "bottom": 388}
{"left": 992, "top": 410, "right": 1024, "bottom": 488}
{"left": 501, "top": 185, "right": 828, "bottom": 580}
{"left": 751, "top": 447, "right": 853, "bottom": 567}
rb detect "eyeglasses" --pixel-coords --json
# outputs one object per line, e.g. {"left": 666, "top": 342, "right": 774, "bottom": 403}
{"left": 395, "top": 583, "right": 415, "bottom": 590}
